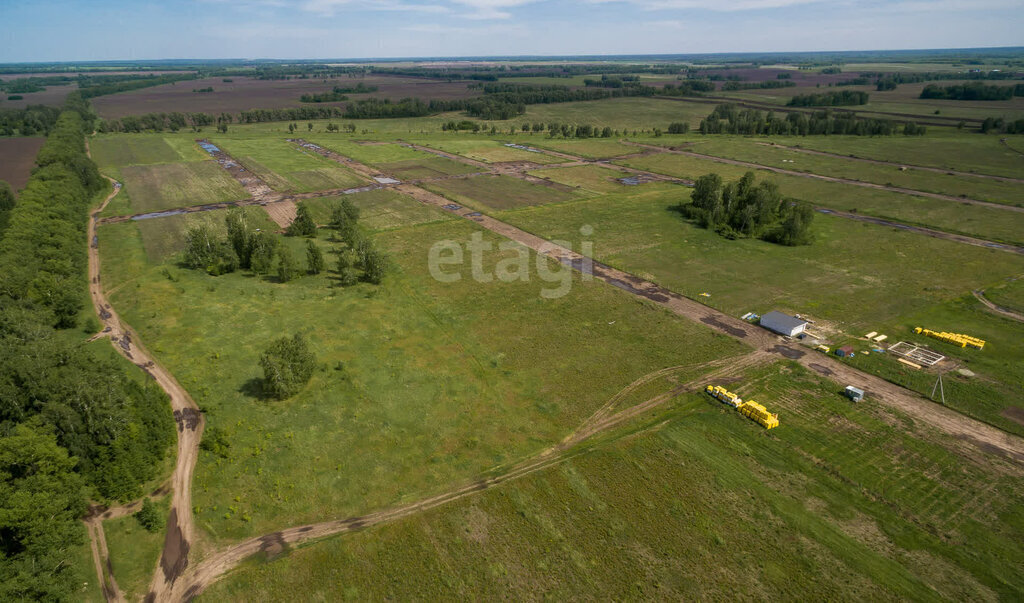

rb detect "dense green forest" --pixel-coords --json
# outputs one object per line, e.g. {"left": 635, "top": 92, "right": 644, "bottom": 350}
{"left": 919, "top": 82, "right": 1023, "bottom": 101}
{"left": 786, "top": 90, "right": 869, "bottom": 106}
{"left": 0, "top": 104, "right": 63, "bottom": 136}
{"left": 0, "top": 93, "right": 175, "bottom": 600}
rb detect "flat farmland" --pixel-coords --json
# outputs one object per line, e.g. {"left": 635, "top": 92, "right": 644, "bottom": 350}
{"left": 517, "top": 97, "right": 715, "bottom": 130}
{"left": 415, "top": 139, "right": 563, "bottom": 164}
{"left": 516, "top": 138, "right": 638, "bottom": 159}
{"left": 0, "top": 136, "right": 44, "bottom": 193}
{"left": 616, "top": 151, "right": 1024, "bottom": 245}
{"left": 1, "top": 83, "right": 76, "bottom": 108}
{"left": 300, "top": 189, "right": 456, "bottom": 230}
{"left": 528, "top": 164, "right": 642, "bottom": 194}
{"left": 211, "top": 137, "right": 368, "bottom": 192}
{"left": 376, "top": 156, "right": 480, "bottom": 180}
{"left": 688, "top": 138, "right": 1024, "bottom": 206}
{"left": 90, "top": 134, "right": 183, "bottom": 168}
{"left": 97, "top": 215, "right": 746, "bottom": 542}
{"left": 201, "top": 360, "right": 1024, "bottom": 601}
{"left": 423, "top": 174, "right": 578, "bottom": 210}
{"left": 304, "top": 138, "right": 441, "bottom": 166}
{"left": 91, "top": 75, "right": 479, "bottom": 118}
{"left": 106, "top": 161, "right": 247, "bottom": 216}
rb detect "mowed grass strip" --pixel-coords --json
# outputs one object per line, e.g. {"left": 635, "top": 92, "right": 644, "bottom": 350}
{"left": 517, "top": 138, "right": 640, "bottom": 160}
{"left": 90, "top": 134, "right": 182, "bottom": 168}
{"left": 211, "top": 137, "right": 368, "bottom": 192}
{"left": 301, "top": 189, "right": 455, "bottom": 231}
{"left": 423, "top": 174, "right": 576, "bottom": 211}
{"left": 99, "top": 218, "right": 746, "bottom": 541}
{"left": 199, "top": 362, "right": 1024, "bottom": 601}
{"left": 528, "top": 164, "right": 639, "bottom": 194}
{"left": 414, "top": 139, "right": 563, "bottom": 164}
{"left": 617, "top": 151, "right": 1024, "bottom": 246}
{"left": 110, "top": 161, "right": 247, "bottom": 216}
{"left": 689, "top": 138, "right": 1024, "bottom": 207}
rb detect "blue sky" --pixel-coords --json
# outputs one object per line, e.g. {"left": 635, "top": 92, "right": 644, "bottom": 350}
{"left": 1, "top": 0, "right": 1021, "bottom": 62}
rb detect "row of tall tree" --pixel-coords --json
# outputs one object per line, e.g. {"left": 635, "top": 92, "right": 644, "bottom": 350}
{"left": 699, "top": 104, "right": 918, "bottom": 136}
{"left": 786, "top": 90, "right": 869, "bottom": 106}
{"left": 920, "top": 82, "right": 1022, "bottom": 101}
{"left": 0, "top": 93, "right": 176, "bottom": 600}
{"left": 681, "top": 171, "right": 815, "bottom": 246}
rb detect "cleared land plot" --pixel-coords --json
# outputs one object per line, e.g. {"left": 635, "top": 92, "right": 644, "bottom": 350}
{"left": 304, "top": 138, "right": 436, "bottom": 167}
{"left": 0, "top": 136, "right": 44, "bottom": 193}
{"left": 211, "top": 137, "right": 368, "bottom": 192}
{"left": 109, "top": 161, "right": 248, "bottom": 217}
{"left": 498, "top": 189, "right": 1024, "bottom": 432}
{"left": 375, "top": 157, "right": 481, "bottom": 180}
{"left": 758, "top": 134, "right": 1024, "bottom": 180}
{"left": 617, "top": 152, "right": 1024, "bottom": 246}
{"left": 689, "top": 138, "right": 1024, "bottom": 207}
{"left": 301, "top": 189, "right": 455, "bottom": 231}
{"left": 517, "top": 138, "right": 639, "bottom": 159}
{"left": 90, "top": 135, "right": 182, "bottom": 169}
{"left": 528, "top": 164, "right": 638, "bottom": 194}
{"left": 417, "top": 139, "right": 563, "bottom": 164}
{"left": 200, "top": 361, "right": 1024, "bottom": 601}
{"left": 98, "top": 218, "right": 746, "bottom": 542}
{"left": 424, "top": 174, "right": 576, "bottom": 211}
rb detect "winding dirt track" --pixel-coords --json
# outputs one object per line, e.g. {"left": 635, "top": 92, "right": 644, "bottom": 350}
{"left": 89, "top": 138, "right": 1024, "bottom": 601}
{"left": 623, "top": 141, "right": 1024, "bottom": 214}
{"left": 973, "top": 290, "right": 1024, "bottom": 322}
{"left": 755, "top": 142, "right": 1024, "bottom": 184}
{"left": 87, "top": 178, "right": 205, "bottom": 602}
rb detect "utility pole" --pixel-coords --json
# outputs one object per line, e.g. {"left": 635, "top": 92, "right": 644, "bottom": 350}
{"left": 931, "top": 371, "right": 946, "bottom": 404}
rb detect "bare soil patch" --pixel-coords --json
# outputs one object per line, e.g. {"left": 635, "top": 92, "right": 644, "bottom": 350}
{"left": 0, "top": 136, "right": 44, "bottom": 193}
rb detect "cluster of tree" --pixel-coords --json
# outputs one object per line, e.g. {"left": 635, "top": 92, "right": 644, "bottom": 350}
{"left": 699, "top": 104, "right": 914, "bottom": 136}
{"left": 184, "top": 207, "right": 314, "bottom": 280}
{"left": 667, "top": 121, "right": 690, "bottom": 134}
{"left": 260, "top": 333, "right": 317, "bottom": 399}
{"left": 654, "top": 80, "right": 717, "bottom": 96}
{"left": 583, "top": 75, "right": 640, "bottom": 88}
{"left": 78, "top": 73, "right": 197, "bottom": 99}
{"left": 920, "top": 82, "right": 1021, "bottom": 101}
{"left": 193, "top": 86, "right": 214, "bottom": 93}
{"left": 0, "top": 104, "right": 63, "bottom": 136}
{"left": 0, "top": 180, "right": 13, "bottom": 234}
{"left": 300, "top": 82, "right": 378, "bottom": 102}
{"left": 786, "top": 90, "right": 869, "bottom": 106}
{"left": 681, "top": 172, "right": 815, "bottom": 246}
{"left": 330, "top": 198, "right": 387, "bottom": 285}
{"left": 721, "top": 80, "right": 796, "bottom": 91}
{"left": 981, "top": 116, "right": 1024, "bottom": 134}
{"left": 0, "top": 95, "right": 176, "bottom": 599}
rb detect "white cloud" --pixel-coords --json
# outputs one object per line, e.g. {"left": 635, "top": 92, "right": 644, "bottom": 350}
{"left": 449, "top": 0, "right": 542, "bottom": 19}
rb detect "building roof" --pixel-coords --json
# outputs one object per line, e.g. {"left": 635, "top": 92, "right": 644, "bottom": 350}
{"left": 760, "top": 311, "right": 808, "bottom": 332}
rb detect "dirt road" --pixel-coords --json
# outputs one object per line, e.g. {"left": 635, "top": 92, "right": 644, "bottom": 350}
{"left": 623, "top": 141, "right": 1024, "bottom": 214}
{"left": 973, "top": 290, "right": 1024, "bottom": 322}
{"left": 87, "top": 178, "right": 205, "bottom": 601}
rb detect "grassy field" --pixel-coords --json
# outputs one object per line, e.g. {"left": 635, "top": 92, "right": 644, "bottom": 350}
{"left": 210, "top": 137, "right": 368, "bottom": 192}
{"left": 495, "top": 187, "right": 1024, "bottom": 431}
{"left": 102, "top": 161, "right": 247, "bottom": 217}
{"left": 103, "top": 496, "right": 172, "bottom": 602}
{"left": 90, "top": 135, "right": 183, "bottom": 168}
{"left": 376, "top": 156, "right": 481, "bottom": 180}
{"left": 300, "top": 189, "right": 456, "bottom": 231}
{"left": 688, "top": 137, "right": 1024, "bottom": 207}
{"left": 516, "top": 97, "right": 714, "bottom": 131}
{"left": 616, "top": 151, "right": 1024, "bottom": 246}
{"left": 423, "top": 174, "right": 578, "bottom": 211}
{"left": 67, "top": 537, "right": 106, "bottom": 603}
{"left": 983, "top": 277, "right": 1024, "bottom": 314}
{"left": 514, "top": 138, "right": 639, "bottom": 159}
{"left": 97, "top": 209, "right": 746, "bottom": 544}
{"left": 199, "top": 360, "right": 1024, "bottom": 601}
{"left": 749, "top": 133, "right": 1024, "bottom": 179}
{"left": 528, "top": 164, "right": 642, "bottom": 194}
{"left": 414, "top": 139, "right": 564, "bottom": 164}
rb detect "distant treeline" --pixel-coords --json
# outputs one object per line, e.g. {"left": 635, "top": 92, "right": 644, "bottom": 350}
{"left": 299, "top": 82, "right": 378, "bottom": 102}
{"left": 79, "top": 72, "right": 198, "bottom": 98}
{"left": 0, "top": 104, "right": 62, "bottom": 136}
{"left": 722, "top": 80, "right": 796, "bottom": 91}
{"left": 0, "top": 75, "right": 76, "bottom": 94}
{"left": 584, "top": 75, "right": 640, "bottom": 87}
{"left": 699, "top": 104, "right": 921, "bottom": 136}
{"left": 981, "top": 116, "right": 1024, "bottom": 134}
{"left": 787, "top": 90, "right": 869, "bottom": 106}
{"left": 0, "top": 93, "right": 175, "bottom": 599}
{"left": 920, "top": 82, "right": 1024, "bottom": 101}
